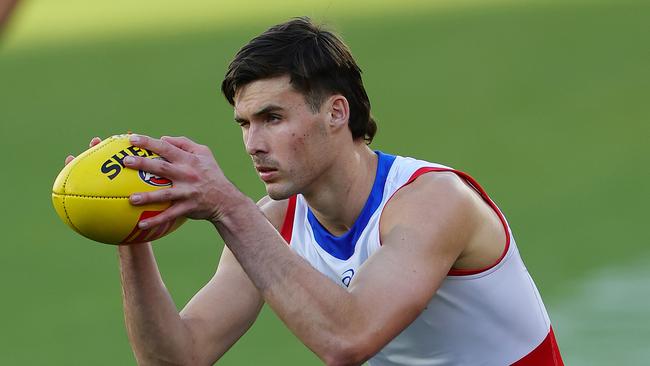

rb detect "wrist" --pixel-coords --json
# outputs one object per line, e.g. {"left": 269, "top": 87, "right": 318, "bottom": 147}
{"left": 209, "top": 185, "right": 255, "bottom": 226}
{"left": 117, "top": 242, "right": 153, "bottom": 266}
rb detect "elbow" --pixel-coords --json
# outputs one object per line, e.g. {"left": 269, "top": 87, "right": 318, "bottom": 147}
{"left": 135, "top": 353, "right": 197, "bottom": 366}
{"left": 320, "top": 337, "right": 378, "bottom": 366}
{"left": 134, "top": 347, "right": 207, "bottom": 366}
{"left": 322, "top": 355, "right": 365, "bottom": 366}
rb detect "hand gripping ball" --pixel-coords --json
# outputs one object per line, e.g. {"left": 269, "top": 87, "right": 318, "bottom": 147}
{"left": 52, "top": 134, "right": 186, "bottom": 245}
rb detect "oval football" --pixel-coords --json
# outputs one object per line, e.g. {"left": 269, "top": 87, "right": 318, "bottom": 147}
{"left": 52, "top": 134, "right": 186, "bottom": 245}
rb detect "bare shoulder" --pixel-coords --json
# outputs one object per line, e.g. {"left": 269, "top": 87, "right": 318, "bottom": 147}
{"left": 380, "top": 171, "right": 482, "bottom": 251}
{"left": 256, "top": 195, "right": 290, "bottom": 231}
{"left": 385, "top": 171, "right": 479, "bottom": 217}
{"left": 381, "top": 170, "right": 506, "bottom": 270}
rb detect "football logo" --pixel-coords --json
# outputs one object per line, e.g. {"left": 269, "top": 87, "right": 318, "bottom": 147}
{"left": 139, "top": 158, "right": 172, "bottom": 186}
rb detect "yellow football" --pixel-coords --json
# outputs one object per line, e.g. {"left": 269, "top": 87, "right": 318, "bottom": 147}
{"left": 52, "top": 134, "right": 186, "bottom": 245}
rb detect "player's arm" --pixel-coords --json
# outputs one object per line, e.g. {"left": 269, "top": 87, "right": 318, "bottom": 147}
{"left": 174, "top": 196, "right": 287, "bottom": 364}
{"left": 211, "top": 173, "right": 480, "bottom": 365}
{"left": 118, "top": 242, "right": 263, "bottom": 366}
{"left": 118, "top": 196, "right": 286, "bottom": 366}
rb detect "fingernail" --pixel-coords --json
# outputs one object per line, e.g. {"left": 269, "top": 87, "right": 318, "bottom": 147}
{"left": 124, "top": 156, "right": 135, "bottom": 165}
{"left": 130, "top": 135, "right": 141, "bottom": 143}
{"left": 139, "top": 221, "right": 148, "bottom": 229}
{"left": 130, "top": 194, "right": 141, "bottom": 203}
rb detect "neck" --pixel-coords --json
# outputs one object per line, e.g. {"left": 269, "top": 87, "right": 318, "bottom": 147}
{"left": 302, "top": 142, "right": 378, "bottom": 236}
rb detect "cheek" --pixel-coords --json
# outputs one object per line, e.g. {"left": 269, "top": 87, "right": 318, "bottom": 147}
{"left": 284, "top": 133, "right": 321, "bottom": 178}
{"left": 286, "top": 133, "right": 308, "bottom": 170}
{"left": 281, "top": 119, "right": 329, "bottom": 174}
{"left": 290, "top": 132, "right": 304, "bottom": 152}
{"left": 285, "top": 127, "right": 317, "bottom": 156}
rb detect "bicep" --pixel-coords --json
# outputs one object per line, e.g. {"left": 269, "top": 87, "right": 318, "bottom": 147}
{"left": 347, "top": 224, "right": 462, "bottom": 349}
{"left": 180, "top": 246, "right": 264, "bottom": 364}
{"left": 347, "top": 174, "right": 474, "bottom": 351}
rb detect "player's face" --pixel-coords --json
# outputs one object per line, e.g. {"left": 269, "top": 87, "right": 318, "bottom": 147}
{"left": 233, "top": 76, "right": 336, "bottom": 200}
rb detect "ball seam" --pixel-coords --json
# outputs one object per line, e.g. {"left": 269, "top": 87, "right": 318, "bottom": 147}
{"left": 60, "top": 136, "right": 120, "bottom": 234}
{"left": 61, "top": 136, "right": 117, "bottom": 193}
{"left": 61, "top": 195, "right": 83, "bottom": 234}
{"left": 54, "top": 193, "right": 130, "bottom": 199}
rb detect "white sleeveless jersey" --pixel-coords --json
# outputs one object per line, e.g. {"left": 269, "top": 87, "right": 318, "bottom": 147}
{"left": 280, "top": 152, "right": 563, "bottom": 365}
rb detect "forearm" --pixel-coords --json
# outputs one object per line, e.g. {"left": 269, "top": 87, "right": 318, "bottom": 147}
{"left": 118, "top": 243, "right": 196, "bottom": 365}
{"left": 213, "top": 198, "right": 370, "bottom": 364}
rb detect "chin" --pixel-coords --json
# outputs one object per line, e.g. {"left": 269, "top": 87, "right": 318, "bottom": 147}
{"left": 265, "top": 182, "right": 296, "bottom": 201}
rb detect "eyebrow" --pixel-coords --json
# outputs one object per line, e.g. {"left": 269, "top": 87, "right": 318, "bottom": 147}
{"left": 234, "top": 104, "right": 284, "bottom": 123}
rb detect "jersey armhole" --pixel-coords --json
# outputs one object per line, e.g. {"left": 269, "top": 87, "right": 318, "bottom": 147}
{"left": 380, "top": 167, "right": 511, "bottom": 276}
{"left": 280, "top": 195, "right": 297, "bottom": 245}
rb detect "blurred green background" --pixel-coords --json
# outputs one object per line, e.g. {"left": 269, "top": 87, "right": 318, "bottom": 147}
{"left": 1, "top": 0, "right": 648, "bottom": 364}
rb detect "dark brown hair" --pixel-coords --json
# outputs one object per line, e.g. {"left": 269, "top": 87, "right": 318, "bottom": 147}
{"left": 221, "top": 17, "right": 377, "bottom": 143}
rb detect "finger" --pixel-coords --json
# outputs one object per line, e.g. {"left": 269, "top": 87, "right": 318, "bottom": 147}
{"left": 138, "top": 202, "right": 189, "bottom": 229}
{"left": 65, "top": 155, "right": 75, "bottom": 165}
{"left": 129, "top": 187, "right": 186, "bottom": 206}
{"left": 89, "top": 137, "right": 102, "bottom": 147}
{"left": 129, "top": 134, "right": 187, "bottom": 162}
{"left": 161, "top": 136, "right": 206, "bottom": 154}
{"left": 123, "top": 154, "right": 180, "bottom": 180}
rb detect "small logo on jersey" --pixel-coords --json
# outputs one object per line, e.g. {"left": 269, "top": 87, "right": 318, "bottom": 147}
{"left": 341, "top": 269, "right": 355, "bottom": 287}
{"left": 139, "top": 158, "right": 172, "bottom": 186}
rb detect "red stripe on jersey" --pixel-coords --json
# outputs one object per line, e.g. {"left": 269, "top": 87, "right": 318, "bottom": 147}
{"left": 280, "top": 195, "right": 297, "bottom": 245}
{"left": 512, "top": 327, "right": 564, "bottom": 365}
{"left": 381, "top": 167, "right": 511, "bottom": 276}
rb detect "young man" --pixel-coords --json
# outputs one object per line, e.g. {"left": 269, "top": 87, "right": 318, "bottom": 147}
{"left": 73, "top": 17, "right": 563, "bottom": 365}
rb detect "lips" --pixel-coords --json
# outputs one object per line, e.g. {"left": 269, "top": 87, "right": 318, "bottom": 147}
{"left": 255, "top": 166, "right": 278, "bottom": 182}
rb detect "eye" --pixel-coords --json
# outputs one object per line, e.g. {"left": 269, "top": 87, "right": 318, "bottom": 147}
{"left": 266, "top": 114, "right": 282, "bottom": 123}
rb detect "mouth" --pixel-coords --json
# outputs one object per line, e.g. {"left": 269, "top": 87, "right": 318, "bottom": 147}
{"left": 255, "top": 166, "right": 279, "bottom": 182}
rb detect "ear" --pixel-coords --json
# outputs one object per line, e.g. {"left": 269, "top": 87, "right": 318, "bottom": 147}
{"left": 326, "top": 95, "right": 350, "bottom": 132}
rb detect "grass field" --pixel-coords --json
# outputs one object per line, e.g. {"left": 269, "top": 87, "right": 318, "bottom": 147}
{"left": 1, "top": 0, "right": 649, "bottom": 364}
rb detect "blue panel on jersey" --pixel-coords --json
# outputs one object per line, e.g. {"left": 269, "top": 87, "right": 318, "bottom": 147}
{"left": 307, "top": 151, "right": 397, "bottom": 260}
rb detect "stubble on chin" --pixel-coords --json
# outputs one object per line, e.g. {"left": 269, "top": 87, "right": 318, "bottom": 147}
{"left": 265, "top": 183, "right": 294, "bottom": 201}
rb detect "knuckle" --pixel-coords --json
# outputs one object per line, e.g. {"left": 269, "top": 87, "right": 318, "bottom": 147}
{"left": 188, "top": 187, "right": 200, "bottom": 199}
{"left": 157, "top": 139, "right": 171, "bottom": 153}
{"left": 158, "top": 160, "right": 173, "bottom": 175}
{"left": 160, "top": 189, "right": 173, "bottom": 201}
{"left": 198, "top": 144, "right": 211, "bottom": 153}
{"left": 188, "top": 153, "right": 201, "bottom": 165}
{"left": 185, "top": 169, "right": 200, "bottom": 182}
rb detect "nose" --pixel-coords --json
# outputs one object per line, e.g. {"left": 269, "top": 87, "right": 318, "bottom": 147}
{"left": 244, "top": 123, "right": 268, "bottom": 156}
